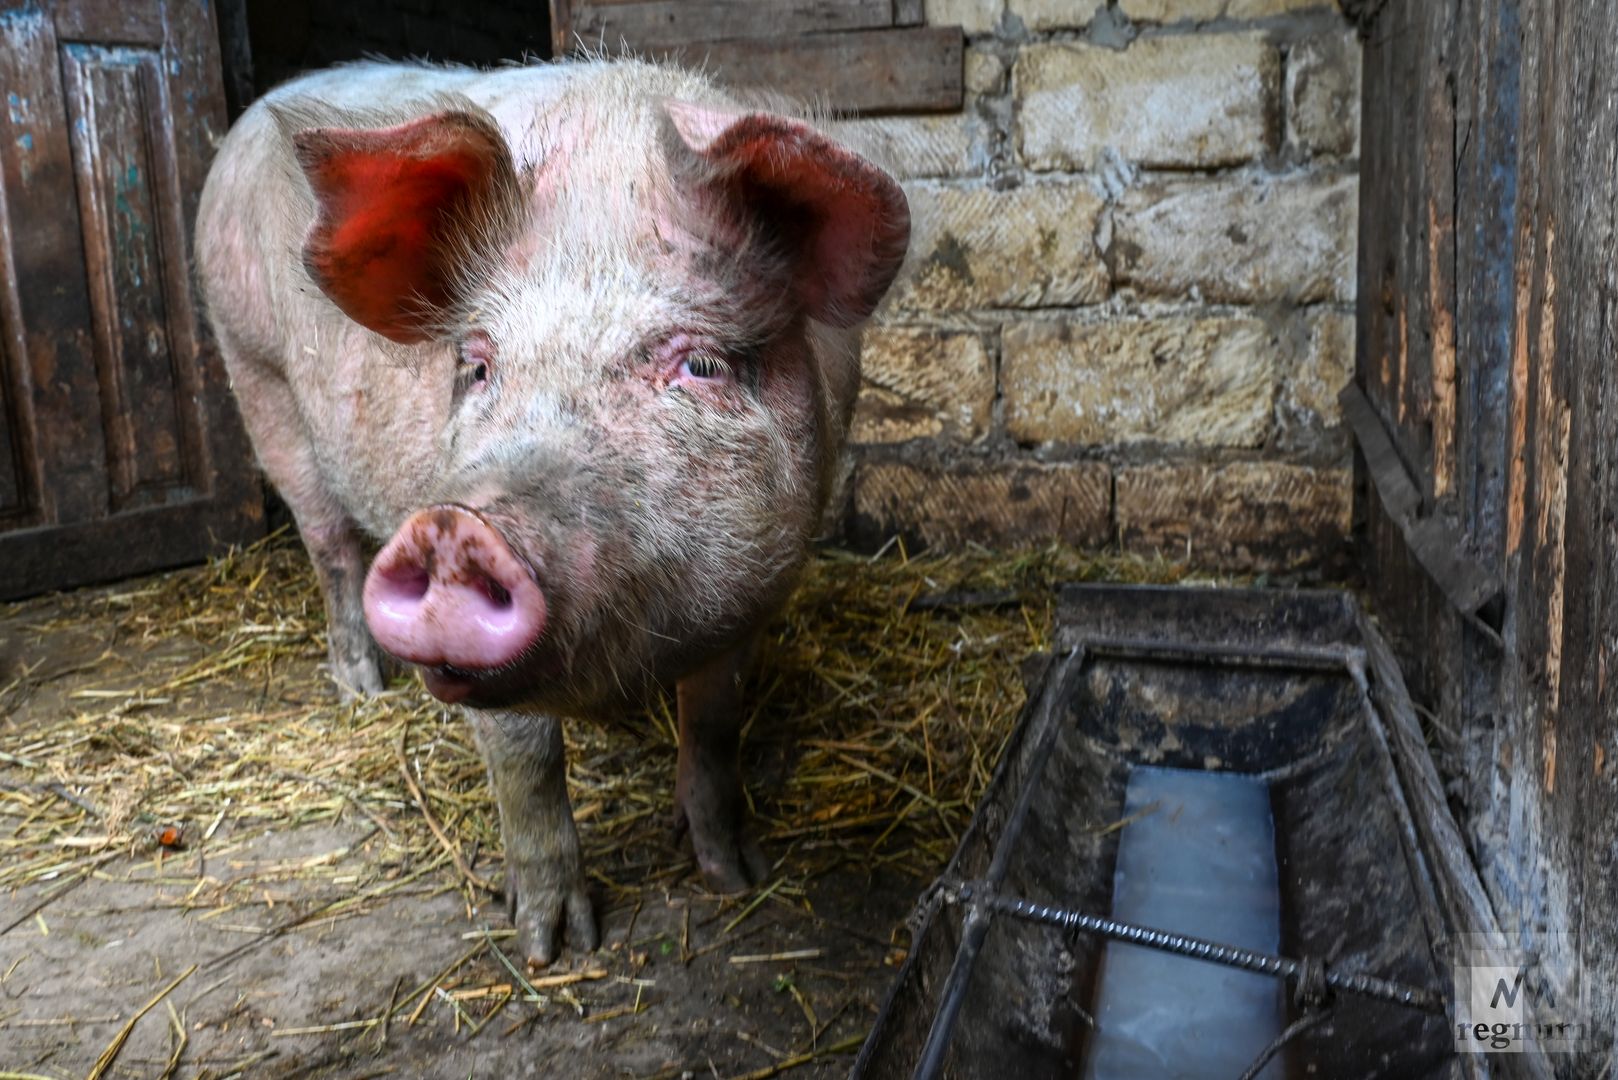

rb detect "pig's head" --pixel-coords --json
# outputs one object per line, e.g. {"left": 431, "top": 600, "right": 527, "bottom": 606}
{"left": 290, "top": 69, "right": 909, "bottom": 712}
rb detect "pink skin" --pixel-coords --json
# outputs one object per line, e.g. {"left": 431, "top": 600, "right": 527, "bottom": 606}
{"left": 196, "top": 63, "right": 910, "bottom": 966}
{"left": 363, "top": 505, "right": 547, "bottom": 703}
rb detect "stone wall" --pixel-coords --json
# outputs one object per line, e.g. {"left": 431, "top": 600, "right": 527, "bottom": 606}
{"left": 835, "top": 0, "right": 1361, "bottom": 572}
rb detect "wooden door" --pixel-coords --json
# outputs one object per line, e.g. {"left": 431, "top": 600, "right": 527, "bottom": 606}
{"left": 0, "top": 0, "right": 262, "bottom": 600}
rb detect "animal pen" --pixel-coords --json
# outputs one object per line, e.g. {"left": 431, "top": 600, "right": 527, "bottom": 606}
{"left": 0, "top": 0, "right": 1613, "bottom": 1078}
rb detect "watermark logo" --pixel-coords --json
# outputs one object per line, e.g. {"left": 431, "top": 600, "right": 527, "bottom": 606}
{"left": 1452, "top": 933, "right": 1586, "bottom": 1054}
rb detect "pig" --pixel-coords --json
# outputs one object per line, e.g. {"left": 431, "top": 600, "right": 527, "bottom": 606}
{"left": 194, "top": 59, "right": 910, "bottom": 965}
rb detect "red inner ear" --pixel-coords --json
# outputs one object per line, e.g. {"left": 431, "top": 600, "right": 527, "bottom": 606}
{"left": 295, "top": 113, "right": 511, "bottom": 344}
{"left": 680, "top": 110, "right": 910, "bottom": 328}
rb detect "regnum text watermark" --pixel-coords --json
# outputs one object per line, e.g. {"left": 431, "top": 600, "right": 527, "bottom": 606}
{"left": 1452, "top": 933, "right": 1588, "bottom": 1055}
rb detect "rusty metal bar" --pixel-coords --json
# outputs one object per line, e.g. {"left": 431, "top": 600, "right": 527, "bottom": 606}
{"left": 965, "top": 887, "right": 1446, "bottom": 1014}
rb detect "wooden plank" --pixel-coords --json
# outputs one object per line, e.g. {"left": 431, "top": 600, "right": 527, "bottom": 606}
{"left": 1341, "top": 383, "right": 1501, "bottom": 624}
{"left": 645, "top": 27, "right": 964, "bottom": 114}
{"left": 1443, "top": 0, "right": 1517, "bottom": 827}
{"left": 61, "top": 43, "right": 192, "bottom": 511}
{"left": 893, "top": 0, "right": 925, "bottom": 25}
{"left": 569, "top": 0, "right": 893, "bottom": 50}
{"left": 158, "top": 0, "right": 251, "bottom": 512}
{"left": 1362, "top": 0, "right": 1455, "bottom": 505}
{"left": 1420, "top": 0, "right": 1459, "bottom": 505}
{"left": 1353, "top": 0, "right": 1403, "bottom": 476}
{"left": 1452, "top": 0, "right": 1520, "bottom": 575}
{"left": 1531, "top": 0, "right": 1618, "bottom": 1038}
{"left": 1468, "top": 0, "right": 1553, "bottom": 989}
{"left": 1357, "top": 612, "right": 1502, "bottom": 942}
{"left": 0, "top": 7, "right": 109, "bottom": 526}
{"left": 0, "top": 498, "right": 263, "bottom": 602}
{"left": 50, "top": 0, "right": 163, "bottom": 46}
{"left": 1353, "top": 0, "right": 1471, "bottom": 724}
{"left": 1495, "top": 3, "right": 1564, "bottom": 1001}
{"left": 1343, "top": 384, "right": 1421, "bottom": 520}
{"left": 213, "top": 0, "right": 256, "bottom": 117}
{"left": 549, "top": 0, "right": 576, "bottom": 57}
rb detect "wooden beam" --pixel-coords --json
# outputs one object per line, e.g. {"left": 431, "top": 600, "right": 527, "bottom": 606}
{"left": 567, "top": 0, "right": 894, "bottom": 50}
{"left": 644, "top": 27, "right": 964, "bottom": 115}
{"left": 549, "top": 0, "right": 574, "bottom": 57}
{"left": 1355, "top": 612, "right": 1503, "bottom": 943}
{"left": 1342, "top": 382, "right": 1502, "bottom": 630}
{"left": 893, "top": 0, "right": 926, "bottom": 25}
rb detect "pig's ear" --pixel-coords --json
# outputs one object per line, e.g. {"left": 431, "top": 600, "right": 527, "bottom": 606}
{"left": 668, "top": 103, "right": 909, "bottom": 328}
{"left": 292, "top": 111, "right": 516, "bottom": 344}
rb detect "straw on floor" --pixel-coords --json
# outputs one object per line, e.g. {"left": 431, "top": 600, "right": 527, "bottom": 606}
{"left": 0, "top": 529, "right": 1202, "bottom": 1071}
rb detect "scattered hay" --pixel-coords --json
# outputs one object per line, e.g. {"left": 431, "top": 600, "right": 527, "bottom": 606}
{"left": 0, "top": 529, "right": 1207, "bottom": 1068}
{"left": 2, "top": 531, "right": 1198, "bottom": 894}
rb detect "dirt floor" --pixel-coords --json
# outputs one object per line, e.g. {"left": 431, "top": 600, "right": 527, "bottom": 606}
{"left": 0, "top": 535, "right": 1191, "bottom": 1079}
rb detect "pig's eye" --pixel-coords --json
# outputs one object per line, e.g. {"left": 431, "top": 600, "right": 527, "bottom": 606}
{"left": 680, "top": 352, "right": 731, "bottom": 381}
{"left": 456, "top": 333, "right": 494, "bottom": 395}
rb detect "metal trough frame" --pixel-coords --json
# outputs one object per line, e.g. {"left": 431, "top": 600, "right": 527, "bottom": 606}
{"left": 853, "top": 585, "right": 1547, "bottom": 1080}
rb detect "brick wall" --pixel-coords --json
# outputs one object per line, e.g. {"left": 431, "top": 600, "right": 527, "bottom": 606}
{"left": 835, "top": 0, "right": 1360, "bottom": 572}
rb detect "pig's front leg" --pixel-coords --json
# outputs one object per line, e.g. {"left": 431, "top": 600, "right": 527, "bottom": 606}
{"left": 675, "top": 643, "right": 770, "bottom": 892}
{"left": 302, "top": 520, "right": 387, "bottom": 698}
{"left": 467, "top": 710, "right": 596, "bottom": 966}
{"left": 225, "top": 356, "right": 385, "bottom": 698}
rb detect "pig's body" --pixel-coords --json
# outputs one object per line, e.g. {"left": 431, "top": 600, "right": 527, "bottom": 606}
{"left": 196, "top": 60, "right": 908, "bottom": 964}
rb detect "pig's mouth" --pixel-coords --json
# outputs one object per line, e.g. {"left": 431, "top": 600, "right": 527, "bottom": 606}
{"left": 421, "top": 663, "right": 483, "bottom": 705}
{"left": 418, "top": 658, "right": 555, "bottom": 709}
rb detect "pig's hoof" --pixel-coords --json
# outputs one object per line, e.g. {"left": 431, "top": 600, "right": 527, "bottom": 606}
{"left": 511, "top": 879, "right": 597, "bottom": 967}
{"left": 694, "top": 829, "right": 771, "bottom": 894}
{"left": 700, "top": 840, "right": 770, "bottom": 894}
{"left": 674, "top": 796, "right": 771, "bottom": 892}
{"left": 332, "top": 662, "right": 385, "bottom": 700}
{"left": 328, "top": 640, "right": 386, "bottom": 699}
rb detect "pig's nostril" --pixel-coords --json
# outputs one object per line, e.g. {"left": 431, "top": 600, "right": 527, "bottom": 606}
{"left": 483, "top": 576, "right": 512, "bottom": 609}
{"left": 377, "top": 565, "right": 431, "bottom": 603}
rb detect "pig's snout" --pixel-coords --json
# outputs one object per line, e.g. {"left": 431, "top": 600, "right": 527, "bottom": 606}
{"left": 363, "top": 506, "right": 545, "bottom": 699}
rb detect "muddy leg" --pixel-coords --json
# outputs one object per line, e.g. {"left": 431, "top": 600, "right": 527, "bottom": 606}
{"left": 468, "top": 710, "right": 596, "bottom": 966}
{"left": 228, "top": 356, "right": 383, "bottom": 697}
{"left": 675, "top": 643, "right": 769, "bottom": 892}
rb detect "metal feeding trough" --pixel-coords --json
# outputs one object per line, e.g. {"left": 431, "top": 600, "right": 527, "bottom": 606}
{"left": 855, "top": 585, "right": 1535, "bottom": 1080}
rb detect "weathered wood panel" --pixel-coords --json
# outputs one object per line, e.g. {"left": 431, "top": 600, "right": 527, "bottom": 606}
{"left": 0, "top": 0, "right": 262, "bottom": 599}
{"left": 1525, "top": 0, "right": 1618, "bottom": 1046}
{"left": 0, "top": 372, "right": 21, "bottom": 517}
{"left": 51, "top": 0, "right": 164, "bottom": 46}
{"left": 567, "top": 0, "right": 893, "bottom": 49}
{"left": 550, "top": 0, "right": 964, "bottom": 115}
{"left": 1355, "top": 0, "right": 1467, "bottom": 716}
{"left": 892, "top": 0, "right": 924, "bottom": 26}
{"left": 61, "top": 43, "right": 195, "bottom": 510}
{"left": 0, "top": 5, "right": 110, "bottom": 529}
{"left": 645, "top": 27, "right": 964, "bottom": 115}
{"left": 1357, "top": 0, "right": 1616, "bottom": 1067}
